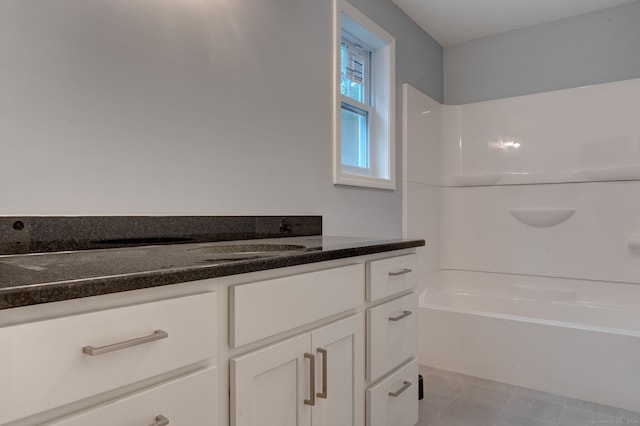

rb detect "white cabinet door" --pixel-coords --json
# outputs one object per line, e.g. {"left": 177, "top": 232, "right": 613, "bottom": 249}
{"left": 311, "top": 314, "right": 364, "bottom": 426}
{"left": 231, "top": 333, "right": 313, "bottom": 426}
{"left": 231, "top": 314, "right": 365, "bottom": 426}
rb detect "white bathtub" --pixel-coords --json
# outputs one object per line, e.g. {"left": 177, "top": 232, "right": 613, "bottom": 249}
{"left": 419, "top": 270, "right": 640, "bottom": 412}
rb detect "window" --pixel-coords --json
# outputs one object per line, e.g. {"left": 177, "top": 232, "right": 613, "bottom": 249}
{"left": 340, "top": 37, "right": 370, "bottom": 169}
{"left": 334, "top": 0, "right": 395, "bottom": 189}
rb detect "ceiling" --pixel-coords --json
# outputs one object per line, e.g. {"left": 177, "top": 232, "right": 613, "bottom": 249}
{"left": 391, "top": 0, "right": 638, "bottom": 47}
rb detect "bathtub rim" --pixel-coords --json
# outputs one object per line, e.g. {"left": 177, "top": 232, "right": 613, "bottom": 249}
{"left": 420, "top": 299, "right": 640, "bottom": 338}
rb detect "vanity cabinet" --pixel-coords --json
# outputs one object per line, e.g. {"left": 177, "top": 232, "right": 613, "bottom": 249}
{"left": 1, "top": 246, "right": 421, "bottom": 426}
{"left": 231, "top": 314, "right": 364, "bottom": 426}
{"left": 364, "top": 254, "right": 419, "bottom": 426}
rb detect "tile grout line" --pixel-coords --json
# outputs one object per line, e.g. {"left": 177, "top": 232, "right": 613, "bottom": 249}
{"left": 421, "top": 367, "right": 640, "bottom": 426}
{"left": 425, "top": 377, "right": 469, "bottom": 426}
{"left": 490, "top": 389, "right": 514, "bottom": 426}
{"left": 559, "top": 398, "right": 629, "bottom": 424}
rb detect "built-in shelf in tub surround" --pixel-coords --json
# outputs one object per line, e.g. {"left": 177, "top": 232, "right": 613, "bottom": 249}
{"left": 582, "top": 165, "right": 640, "bottom": 182}
{"left": 438, "top": 165, "right": 640, "bottom": 187}
{"left": 439, "top": 173, "right": 501, "bottom": 187}
{"left": 497, "top": 171, "right": 586, "bottom": 185}
{"left": 437, "top": 168, "right": 640, "bottom": 187}
{"left": 508, "top": 208, "right": 576, "bottom": 228}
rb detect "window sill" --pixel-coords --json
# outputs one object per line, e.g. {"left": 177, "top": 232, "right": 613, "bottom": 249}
{"left": 334, "top": 172, "right": 395, "bottom": 190}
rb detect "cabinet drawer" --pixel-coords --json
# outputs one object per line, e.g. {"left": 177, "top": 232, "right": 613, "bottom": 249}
{"left": 367, "top": 254, "right": 417, "bottom": 302}
{"left": 230, "top": 264, "right": 364, "bottom": 347}
{"left": 366, "top": 359, "right": 418, "bottom": 426}
{"left": 0, "top": 292, "right": 217, "bottom": 424}
{"left": 367, "top": 293, "right": 418, "bottom": 382}
{"left": 50, "top": 367, "right": 218, "bottom": 426}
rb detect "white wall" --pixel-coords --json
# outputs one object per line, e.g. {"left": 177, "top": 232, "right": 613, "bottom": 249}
{"left": 0, "top": 0, "right": 442, "bottom": 238}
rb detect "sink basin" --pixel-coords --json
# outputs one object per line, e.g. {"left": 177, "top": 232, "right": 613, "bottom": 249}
{"left": 189, "top": 243, "right": 307, "bottom": 255}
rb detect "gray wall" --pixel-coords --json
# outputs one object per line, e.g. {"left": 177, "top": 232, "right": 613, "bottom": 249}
{"left": 444, "top": 1, "right": 640, "bottom": 104}
{"left": 0, "top": 0, "right": 442, "bottom": 238}
{"left": 350, "top": 0, "right": 444, "bottom": 103}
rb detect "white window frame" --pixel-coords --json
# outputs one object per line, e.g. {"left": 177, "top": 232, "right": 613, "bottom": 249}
{"left": 333, "top": 0, "right": 396, "bottom": 190}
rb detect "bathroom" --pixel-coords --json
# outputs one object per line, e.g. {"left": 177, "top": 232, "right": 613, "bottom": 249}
{"left": 1, "top": 0, "right": 640, "bottom": 425}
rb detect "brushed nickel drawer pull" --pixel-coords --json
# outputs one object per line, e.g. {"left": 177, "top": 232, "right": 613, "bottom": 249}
{"left": 149, "top": 414, "right": 170, "bottom": 426}
{"left": 389, "top": 268, "right": 412, "bottom": 276}
{"left": 388, "top": 381, "right": 411, "bottom": 398}
{"left": 317, "top": 348, "right": 328, "bottom": 399}
{"left": 304, "top": 353, "right": 316, "bottom": 406}
{"left": 82, "top": 330, "right": 168, "bottom": 356}
{"left": 388, "top": 310, "right": 412, "bottom": 322}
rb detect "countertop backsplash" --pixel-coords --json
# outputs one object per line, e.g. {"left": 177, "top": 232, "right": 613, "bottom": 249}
{"left": 0, "top": 215, "right": 322, "bottom": 255}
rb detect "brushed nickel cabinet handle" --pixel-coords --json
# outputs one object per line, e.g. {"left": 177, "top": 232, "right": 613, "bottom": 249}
{"left": 388, "top": 381, "right": 411, "bottom": 398}
{"left": 388, "top": 310, "right": 412, "bottom": 322}
{"left": 304, "top": 353, "right": 316, "bottom": 406}
{"left": 82, "top": 330, "right": 168, "bottom": 356}
{"left": 149, "top": 414, "right": 169, "bottom": 426}
{"left": 389, "top": 268, "right": 412, "bottom": 276}
{"left": 317, "top": 348, "right": 328, "bottom": 399}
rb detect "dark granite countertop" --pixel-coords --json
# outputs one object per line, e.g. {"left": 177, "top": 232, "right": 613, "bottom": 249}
{"left": 0, "top": 236, "right": 424, "bottom": 310}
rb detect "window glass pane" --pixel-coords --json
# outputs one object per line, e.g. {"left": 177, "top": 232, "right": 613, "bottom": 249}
{"left": 340, "top": 40, "right": 366, "bottom": 103}
{"left": 341, "top": 104, "right": 369, "bottom": 168}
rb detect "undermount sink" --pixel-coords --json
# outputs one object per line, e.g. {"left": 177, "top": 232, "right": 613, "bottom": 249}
{"left": 189, "top": 243, "right": 307, "bottom": 255}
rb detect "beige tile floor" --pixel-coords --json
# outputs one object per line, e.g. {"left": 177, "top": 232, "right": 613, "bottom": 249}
{"left": 418, "top": 366, "right": 640, "bottom": 426}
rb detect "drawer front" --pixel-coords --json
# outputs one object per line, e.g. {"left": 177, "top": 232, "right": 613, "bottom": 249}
{"left": 366, "top": 359, "right": 418, "bottom": 426}
{"left": 367, "top": 254, "right": 417, "bottom": 302}
{"left": 230, "top": 264, "right": 364, "bottom": 347}
{"left": 0, "top": 292, "right": 217, "bottom": 424}
{"left": 50, "top": 367, "right": 218, "bottom": 426}
{"left": 367, "top": 293, "right": 418, "bottom": 382}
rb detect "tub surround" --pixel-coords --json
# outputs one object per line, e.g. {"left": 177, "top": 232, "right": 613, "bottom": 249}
{"left": 0, "top": 216, "right": 424, "bottom": 310}
{"left": 403, "top": 79, "right": 640, "bottom": 413}
{"left": 439, "top": 78, "right": 640, "bottom": 187}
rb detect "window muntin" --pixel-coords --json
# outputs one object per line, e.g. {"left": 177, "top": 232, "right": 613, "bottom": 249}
{"left": 340, "top": 37, "right": 369, "bottom": 104}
